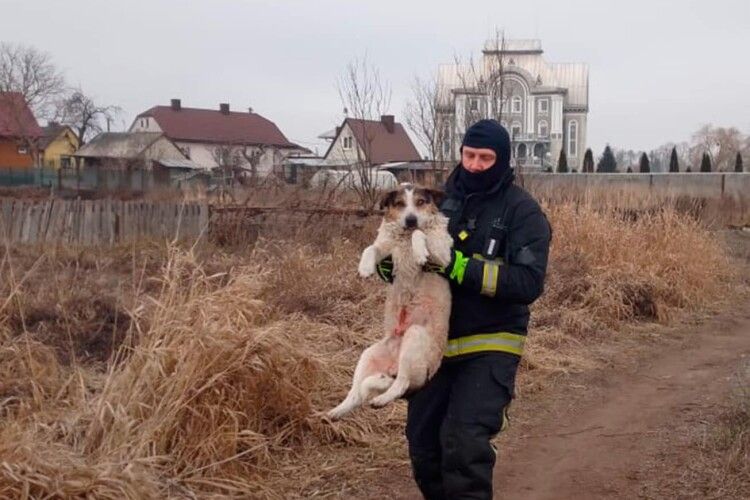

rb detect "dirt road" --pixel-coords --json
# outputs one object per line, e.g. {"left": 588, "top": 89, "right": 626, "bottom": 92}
{"left": 494, "top": 311, "right": 750, "bottom": 499}
{"left": 370, "top": 309, "right": 750, "bottom": 500}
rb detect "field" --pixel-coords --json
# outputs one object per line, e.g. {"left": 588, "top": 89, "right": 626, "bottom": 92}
{"left": 0, "top": 188, "right": 745, "bottom": 498}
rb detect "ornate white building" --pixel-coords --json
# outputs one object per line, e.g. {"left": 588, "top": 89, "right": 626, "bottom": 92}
{"left": 437, "top": 39, "right": 589, "bottom": 171}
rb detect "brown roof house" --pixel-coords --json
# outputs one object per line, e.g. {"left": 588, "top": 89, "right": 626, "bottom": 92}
{"left": 0, "top": 92, "right": 43, "bottom": 168}
{"left": 323, "top": 115, "right": 422, "bottom": 167}
{"left": 129, "top": 99, "right": 309, "bottom": 177}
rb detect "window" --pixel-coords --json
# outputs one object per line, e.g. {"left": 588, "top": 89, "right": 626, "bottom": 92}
{"left": 17, "top": 145, "right": 28, "bottom": 155}
{"left": 511, "top": 95, "right": 522, "bottom": 114}
{"left": 537, "top": 99, "right": 549, "bottom": 113}
{"left": 511, "top": 122, "right": 522, "bottom": 140}
{"left": 469, "top": 97, "right": 479, "bottom": 112}
{"left": 343, "top": 136, "right": 353, "bottom": 150}
{"left": 568, "top": 120, "right": 578, "bottom": 157}
{"left": 538, "top": 120, "right": 549, "bottom": 138}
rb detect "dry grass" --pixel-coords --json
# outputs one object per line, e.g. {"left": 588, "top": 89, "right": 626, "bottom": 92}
{"left": 0, "top": 199, "right": 739, "bottom": 497}
{"left": 524, "top": 203, "right": 734, "bottom": 387}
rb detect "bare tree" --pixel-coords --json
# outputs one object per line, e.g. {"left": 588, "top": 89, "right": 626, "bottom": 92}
{"left": 337, "top": 55, "right": 392, "bottom": 210}
{"left": 240, "top": 144, "right": 267, "bottom": 185}
{"left": 210, "top": 144, "right": 243, "bottom": 203}
{"left": 452, "top": 28, "right": 509, "bottom": 131}
{"left": 0, "top": 43, "right": 65, "bottom": 119}
{"left": 0, "top": 43, "right": 65, "bottom": 166}
{"left": 55, "top": 88, "right": 120, "bottom": 145}
{"left": 691, "top": 124, "right": 743, "bottom": 172}
{"left": 403, "top": 75, "right": 450, "bottom": 183}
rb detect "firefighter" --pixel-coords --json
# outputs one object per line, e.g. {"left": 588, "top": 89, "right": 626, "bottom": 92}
{"left": 377, "top": 119, "right": 551, "bottom": 499}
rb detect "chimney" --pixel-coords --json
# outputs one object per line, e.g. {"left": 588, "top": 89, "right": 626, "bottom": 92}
{"left": 170, "top": 98, "right": 181, "bottom": 111}
{"left": 381, "top": 115, "right": 395, "bottom": 133}
{"left": 219, "top": 103, "right": 230, "bottom": 114}
{"left": 248, "top": 107, "right": 254, "bottom": 114}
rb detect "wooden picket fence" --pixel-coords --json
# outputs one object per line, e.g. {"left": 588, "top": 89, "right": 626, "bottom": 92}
{"left": 0, "top": 198, "right": 209, "bottom": 245}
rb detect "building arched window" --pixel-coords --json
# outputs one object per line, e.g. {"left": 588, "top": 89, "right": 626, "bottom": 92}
{"left": 517, "top": 143, "right": 527, "bottom": 158}
{"left": 511, "top": 122, "right": 522, "bottom": 140}
{"left": 442, "top": 127, "right": 451, "bottom": 157}
{"left": 511, "top": 95, "right": 522, "bottom": 114}
{"left": 538, "top": 120, "right": 549, "bottom": 138}
{"left": 568, "top": 120, "right": 578, "bottom": 157}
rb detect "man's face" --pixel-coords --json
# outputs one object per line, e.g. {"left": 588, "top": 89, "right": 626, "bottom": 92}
{"left": 461, "top": 146, "right": 497, "bottom": 173}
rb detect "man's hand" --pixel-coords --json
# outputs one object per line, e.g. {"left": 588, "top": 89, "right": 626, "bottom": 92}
{"left": 375, "top": 255, "right": 394, "bottom": 283}
{"left": 377, "top": 249, "right": 470, "bottom": 285}
{"left": 428, "top": 249, "right": 469, "bottom": 284}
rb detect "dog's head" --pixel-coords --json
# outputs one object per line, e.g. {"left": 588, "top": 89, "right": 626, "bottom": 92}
{"left": 379, "top": 183, "right": 445, "bottom": 230}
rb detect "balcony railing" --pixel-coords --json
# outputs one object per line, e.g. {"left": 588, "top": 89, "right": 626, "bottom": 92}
{"left": 511, "top": 133, "right": 550, "bottom": 142}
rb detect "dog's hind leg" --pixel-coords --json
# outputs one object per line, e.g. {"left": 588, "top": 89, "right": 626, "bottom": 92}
{"left": 370, "top": 325, "right": 432, "bottom": 408}
{"left": 327, "top": 342, "right": 393, "bottom": 420}
{"left": 360, "top": 373, "right": 394, "bottom": 400}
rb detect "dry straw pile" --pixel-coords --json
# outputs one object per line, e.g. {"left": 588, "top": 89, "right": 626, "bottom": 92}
{"left": 0, "top": 199, "right": 737, "bottom": 498}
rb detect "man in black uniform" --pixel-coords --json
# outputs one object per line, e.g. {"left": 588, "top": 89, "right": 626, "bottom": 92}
{"left": 378, "top": 119, "right": 551, "bottom": 499}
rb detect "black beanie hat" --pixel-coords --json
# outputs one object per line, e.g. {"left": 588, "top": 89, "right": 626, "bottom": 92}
{"left": 456, "top": 119, "right": 512, "bottom": 193}
{"left": 461, "top": 119, "right": 511, "bottom": 170}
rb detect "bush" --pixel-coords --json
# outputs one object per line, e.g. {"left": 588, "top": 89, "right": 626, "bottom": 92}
{"left": 670, "top": 147, "right": 680, "bottom": 173}
{"left": 582, "top": 148, "right": 594, "bottom": 173}
{"left": 639, "top": 153, "right": 651, "bottom": 173}
{"left": 597, "top": 145, "right": 617, "bottom": 173}
{"left": 557, "top": 150, "right": 568, "bottom": 173}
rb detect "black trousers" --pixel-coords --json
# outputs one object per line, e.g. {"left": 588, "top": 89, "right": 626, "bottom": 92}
{"left": 406, "top": 353, "right": 518, "bottom": 500}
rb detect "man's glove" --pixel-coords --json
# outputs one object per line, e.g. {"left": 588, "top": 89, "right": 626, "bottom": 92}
{"left": 430, "top": 249, "right": 469, "bottom": 284}
{"left": 375, "top": 255, "right": 394, "bottom": 283}
{"left": 376, "top": 249, "right": 470, "bottom": 285}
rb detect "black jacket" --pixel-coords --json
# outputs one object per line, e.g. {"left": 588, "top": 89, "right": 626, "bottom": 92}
{"left": 441, "top": 166, "right": 551, "bottom": 340}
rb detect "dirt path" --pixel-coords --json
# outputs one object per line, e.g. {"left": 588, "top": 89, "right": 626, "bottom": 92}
{"left": 493, "top": 310, "right": 750, "bottom": 499}
{"left": 367, "top": 309, "right": 750, "bottom": 500}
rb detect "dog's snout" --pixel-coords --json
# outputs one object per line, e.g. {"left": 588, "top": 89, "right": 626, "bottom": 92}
{"left": 405, "top": 215, "right": 418, "bottom": 229}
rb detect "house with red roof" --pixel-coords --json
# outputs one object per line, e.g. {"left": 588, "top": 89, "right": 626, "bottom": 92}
{"left": 323, "top": 115, "right": 422, "bottom": 166}
{"left": 128, "top": 99, "right": 308, "bottom": 175}
{"left": 0, "top": 92, "right": 43, "bottom": 168}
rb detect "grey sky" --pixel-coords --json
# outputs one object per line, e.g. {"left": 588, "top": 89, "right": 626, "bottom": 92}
{"left": 2, "top": 0, "right": 749, "bottom": 156}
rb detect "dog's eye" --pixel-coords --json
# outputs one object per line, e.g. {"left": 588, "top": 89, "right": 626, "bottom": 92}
{"left": 416, "top": 199, "right": 425, "bottom": 207}
{"left": 395, "top": 201, "right": 406, "bottom": 208}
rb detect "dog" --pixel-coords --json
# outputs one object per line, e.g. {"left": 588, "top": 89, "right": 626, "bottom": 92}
{"left": 327, "top": 184, "right": 453, "bottom": 420}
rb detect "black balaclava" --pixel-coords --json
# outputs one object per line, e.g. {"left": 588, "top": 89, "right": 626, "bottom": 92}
{"left": 455, "top": 119, "right": 512, "bottom": 194}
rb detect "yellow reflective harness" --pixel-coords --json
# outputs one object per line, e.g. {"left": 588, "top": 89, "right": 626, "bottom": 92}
{"left": 444, "top": 332, "right": 526, "bottom": 358}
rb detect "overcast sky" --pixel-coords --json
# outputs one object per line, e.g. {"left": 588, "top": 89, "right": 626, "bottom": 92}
{"left": 2, "top": 0, "right": 749, "bottom": 155}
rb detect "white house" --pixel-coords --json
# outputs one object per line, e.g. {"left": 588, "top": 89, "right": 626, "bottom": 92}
{"left": 129, "top": 100, "right": 309, "bottom": 175}
{"left": 323, "top": 115, "right": 422, "bottom": 166}
{"left": 438, "top": 39, "right": 589, "bottom": 171}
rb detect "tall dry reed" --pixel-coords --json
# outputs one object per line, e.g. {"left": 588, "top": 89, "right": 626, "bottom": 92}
{"left": 0, "top": 201, "right": 739, "bottom": 497}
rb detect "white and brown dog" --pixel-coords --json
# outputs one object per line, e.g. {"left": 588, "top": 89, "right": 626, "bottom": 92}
{"left": 328, "top": 184, "right": 453, "bottom": 419}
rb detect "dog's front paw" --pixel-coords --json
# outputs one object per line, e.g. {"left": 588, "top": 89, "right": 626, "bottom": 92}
{"left": 411, "top": 230, "right": 429, "bottom": 265}
{"left": 358, "top": 247, "right": 377, "bottom": 278}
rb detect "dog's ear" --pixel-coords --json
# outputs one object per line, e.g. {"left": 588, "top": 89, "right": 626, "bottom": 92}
{"left": 422, "top": 188, "right": 446, "bottom": 208}
{"left": 379, "top": 189, "right": 399, "bottom": 210}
